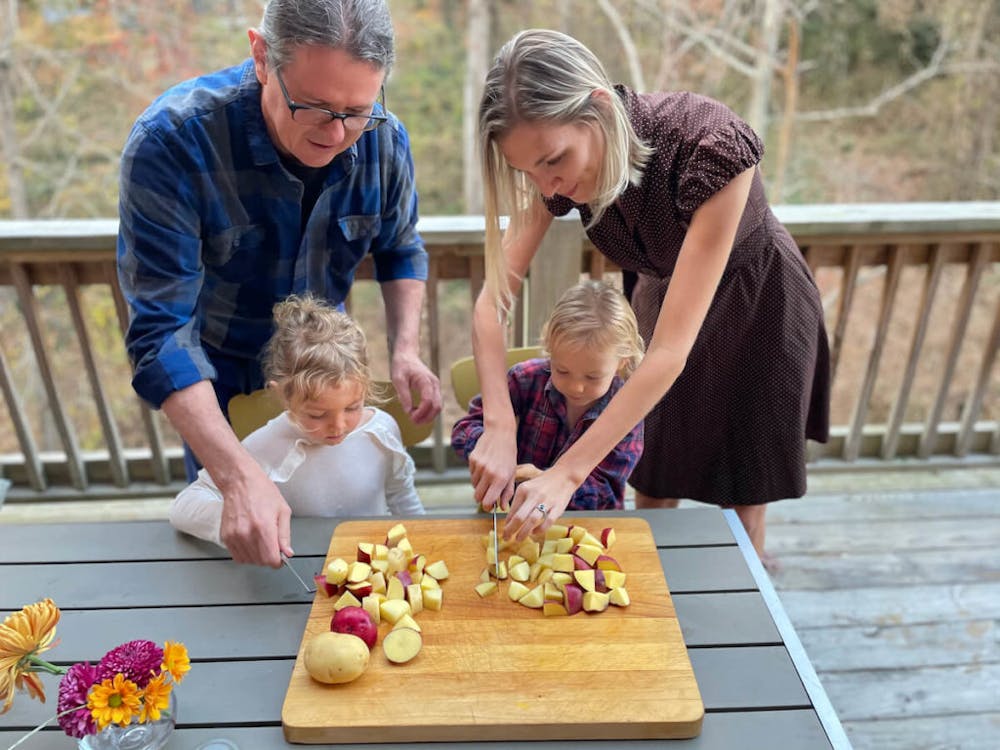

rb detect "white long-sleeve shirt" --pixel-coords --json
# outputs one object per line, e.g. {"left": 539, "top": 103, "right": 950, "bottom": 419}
{"left": 169, "top": 407, "right": 424, "bottom": 546}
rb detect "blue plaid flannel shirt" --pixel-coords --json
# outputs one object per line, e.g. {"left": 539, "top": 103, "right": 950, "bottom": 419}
{"left": 117, "top": 60, "right": 427, "bottom": 407}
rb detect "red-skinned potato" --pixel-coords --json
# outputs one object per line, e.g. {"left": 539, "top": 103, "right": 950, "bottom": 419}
{"left": 331, "top": 606, "right": 378, "bottom": 650}
{"left": 594, "top": 568, "right": 608, "bottom": 593}
{"left": 395, "top": 570, "right": 413, "bottom": 588}
{"left": 325, "top": 557, "right": 349, "bottom": 585}
{"left": 314, "top": 574, "right": 339, "bottom": 598}
{"left": 600, "top": 527, "right": 616, "bottom": 549}
{"left": 562, "top": 582, "right": 584, "bottom": 615}
{"left": 595, "top": 555, "right": 621, "bottom": 572}
{"left": 346, "top": 580, "right": 373, "bottom": 599}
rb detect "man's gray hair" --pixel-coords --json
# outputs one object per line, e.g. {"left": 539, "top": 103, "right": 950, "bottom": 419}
{"left": 257, "top": 0, "right": 395, "bottom": 73}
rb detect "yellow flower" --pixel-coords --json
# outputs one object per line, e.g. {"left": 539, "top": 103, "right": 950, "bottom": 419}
{"left": 161, "top": 641, "right": 190, "bottom": 684}
{"left": 0, "top": 598, "right": 61, "bottom": 714}
{"left": 88, "top": 673, "right": 141, "bottom": 729}
{"left": 139, "top": 672, "right": 172, "bottom": 723}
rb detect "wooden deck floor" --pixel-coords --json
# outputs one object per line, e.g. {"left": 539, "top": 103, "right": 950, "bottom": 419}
{"left": 764, "top": 482, "right": 1000, "bottom": 750}
{"left": 2, "top": 468, "right": 998, "bottom": 748}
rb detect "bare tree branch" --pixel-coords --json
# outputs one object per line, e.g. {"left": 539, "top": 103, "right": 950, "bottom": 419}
{"left": 596, "top": 0, "right": 646, "bottom": 91}
{"left": 797, "top": 41, "right": 950, "bottom": 122}
{"left": 17, "top": 53, "right": 83, "bottom": 149}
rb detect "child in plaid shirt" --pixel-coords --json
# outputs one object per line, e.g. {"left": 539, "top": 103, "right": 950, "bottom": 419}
{"left": 451, "top": 280, "right": 645, "bottom": 510}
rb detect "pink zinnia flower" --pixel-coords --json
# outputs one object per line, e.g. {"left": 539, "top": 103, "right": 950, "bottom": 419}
{"left": 97, "top": 640, "right": 163, "bottom": 688}
{"left": 57, "top": 661, "right": 97, "bottom": 738}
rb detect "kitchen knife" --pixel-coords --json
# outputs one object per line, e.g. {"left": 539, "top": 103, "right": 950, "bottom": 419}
{"left": 491, "top": 505, "right": 501, "bottom": 581}
{"left": 281, "top": 553, "right": 317, "bottom": 594}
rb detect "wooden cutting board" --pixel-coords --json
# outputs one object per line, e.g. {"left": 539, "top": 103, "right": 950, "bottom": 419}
{"left": 281, "top": 517, "right": 703, "bottom": 743}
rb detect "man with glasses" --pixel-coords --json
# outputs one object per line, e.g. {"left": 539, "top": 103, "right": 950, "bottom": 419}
{"left": 117, "top": 0, "right": 440, "bottom": 568}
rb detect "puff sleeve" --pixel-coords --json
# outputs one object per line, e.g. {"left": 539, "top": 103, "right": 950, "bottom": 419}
{"left": 674, "top": 114, "right": 763, "bottom": 218}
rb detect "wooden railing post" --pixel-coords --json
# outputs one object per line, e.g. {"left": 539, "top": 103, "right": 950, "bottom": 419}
{"left": 523, "top": 213, "right": 583, "bottom": 347}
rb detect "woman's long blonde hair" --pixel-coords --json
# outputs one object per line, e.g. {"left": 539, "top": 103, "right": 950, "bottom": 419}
{"left": 541, "top": 280, "right": 644, "bottom": 378}
{"left": 262, "top": 294, "right": 372, "bottom": 407}
{"left": 478, "top": 29, "right": 652, "bottom": 316}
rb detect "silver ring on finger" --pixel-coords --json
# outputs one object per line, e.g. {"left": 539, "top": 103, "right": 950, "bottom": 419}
{"left": 535, "top": 503, "right": 547, "bottom": 516}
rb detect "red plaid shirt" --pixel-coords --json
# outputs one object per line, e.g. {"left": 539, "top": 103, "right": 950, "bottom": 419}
{"left": 451, "top": 358, "right": 644, "bottom": 510}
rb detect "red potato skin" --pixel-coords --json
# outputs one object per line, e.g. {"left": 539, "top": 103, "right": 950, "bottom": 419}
{"left": 395, "top": 570, "right": 413, "bottom": 588}
{"left": 331, "top": 606, "right": 378, "bottom": 650}
{"left": 594, "top": 569, "right": 607, "bottom": 593}
{"left": 562, "top": 583, "right": 584, "bottom": 615}
{"left": 314, "top": 575, "right": 340, "bottom": 598}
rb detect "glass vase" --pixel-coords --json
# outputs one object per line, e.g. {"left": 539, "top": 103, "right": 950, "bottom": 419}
{"left": 77, "top": 692, "right": 177, "bottom": 750}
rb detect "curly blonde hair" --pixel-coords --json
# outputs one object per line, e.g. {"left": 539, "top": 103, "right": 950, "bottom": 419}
{"left": 262, "top": 295, "right": 373, "bottom": 407}
{"left": 541, "top": 280, "right": 644, "bottom": 378}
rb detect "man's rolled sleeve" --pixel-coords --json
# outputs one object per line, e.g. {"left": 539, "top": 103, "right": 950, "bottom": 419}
{"left": 372, "top": 116, "right": 428, "bottom": 283}
{"left": 117, "top": 124, "right": 212, "bottom": 408}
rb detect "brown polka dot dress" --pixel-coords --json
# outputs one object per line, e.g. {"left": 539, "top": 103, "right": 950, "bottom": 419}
{"left": 544, "top": 86, "right": 830, "bottom": 505}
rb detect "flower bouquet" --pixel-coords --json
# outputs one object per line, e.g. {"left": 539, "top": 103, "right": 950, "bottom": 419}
{"left": 1, "top": 599, "right": 190, "bottom": 749}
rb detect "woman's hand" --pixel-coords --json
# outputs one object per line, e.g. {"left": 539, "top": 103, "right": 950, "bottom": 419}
{"left": 468, "top": 426, "right": 517, "bottom": 511}
{"left": 502, "top": 467, "right": 578, "bottom": 542}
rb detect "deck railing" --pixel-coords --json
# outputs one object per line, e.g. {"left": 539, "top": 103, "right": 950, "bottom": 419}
{"left": 1, "top": 203, "right": 998, "bottom": 501}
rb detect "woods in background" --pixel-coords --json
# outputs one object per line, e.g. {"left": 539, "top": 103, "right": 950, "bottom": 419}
{"left": 1, "top": 0, "right": 998, "bottom": 220}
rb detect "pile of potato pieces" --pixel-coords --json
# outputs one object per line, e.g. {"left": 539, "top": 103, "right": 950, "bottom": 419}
{"left": 474, "top": 522, "right": 630, "bottom": 615}
{"left": 313, "top": 523, "right": 450, "bottom": 669}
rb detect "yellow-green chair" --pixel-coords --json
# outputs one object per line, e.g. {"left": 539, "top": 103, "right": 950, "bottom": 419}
{"left": 450, "top": 346, "right": 544, "bottom": 410}
{"left": 227, "top": 388, "right": 283, "bottom": 441}
{"left": 227, "top": 382, "right": 433, "bottom": 446}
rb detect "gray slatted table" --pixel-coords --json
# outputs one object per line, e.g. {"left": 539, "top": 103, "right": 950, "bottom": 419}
{"left": 0, "top": 509, "right": 851, "bottom": 749}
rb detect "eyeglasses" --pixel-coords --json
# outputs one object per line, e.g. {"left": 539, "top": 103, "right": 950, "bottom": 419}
{"left": 274, "top": 68, "right": 387, "bottom": 133}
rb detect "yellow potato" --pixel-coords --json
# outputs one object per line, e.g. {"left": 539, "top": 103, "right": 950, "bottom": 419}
{"left": 303, "top": 631, "right": 370, "bottom": 684}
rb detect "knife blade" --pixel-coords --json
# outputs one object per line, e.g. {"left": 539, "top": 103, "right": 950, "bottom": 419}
{"left": 491, "top": 505, "right": 500, "bottom": 581}
{"left": 281, "top": 553, "right": 317, "bottom": 594}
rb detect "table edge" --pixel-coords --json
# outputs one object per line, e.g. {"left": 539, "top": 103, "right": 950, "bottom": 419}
{"left": 721, "top": 509, "right": 853, "bottom": 750}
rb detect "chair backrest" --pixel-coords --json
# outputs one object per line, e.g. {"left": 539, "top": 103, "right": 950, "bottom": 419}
{"left": 450, "top": 345, "right": 544, "bottom": 410}
{"left": 226, "top": 382, "right": 433, "bottom": 447}
{"left": 228, "top": 389, "right": 283, "bottom": 441}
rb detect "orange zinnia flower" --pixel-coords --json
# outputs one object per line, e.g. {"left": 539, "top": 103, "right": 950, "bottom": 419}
{"left": 161, "top": 641, "right": 190, "bottom": 684}
{"left": 0, "top": 599, "right": 61, "bottom": 714}
{"left": 88, "top": 673, "right": 141, "bottom": 729}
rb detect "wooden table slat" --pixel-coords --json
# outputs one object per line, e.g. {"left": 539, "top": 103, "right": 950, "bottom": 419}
{"left": 3, "top": 549, "right": 756, "bottom": 611}
{"left": 659, "top": 547, "right": 756, "bottom": 592}
{"left": 0, "top": 509, "right": 740, "bottom": 564}
{"left": 0, "top": 709, "right": 833, "bottom": 749}
{"left": 23, "top": 591, "right": 780, "bottom": 668}
{"left": 673, "top": 592, "right": 782, "bottom": 646}
{"left": 0, "top": 519, "right": 340, "bottom": 563}
{"left": 1, "top": 651, "right": 812, "bottom": 730}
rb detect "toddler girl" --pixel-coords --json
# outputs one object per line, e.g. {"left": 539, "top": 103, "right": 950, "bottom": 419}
{"left": 170, "top": 295, "right": 424, "bottom": 545}
{"left": 452, "top": 280, "right": 644, "bottom": 510}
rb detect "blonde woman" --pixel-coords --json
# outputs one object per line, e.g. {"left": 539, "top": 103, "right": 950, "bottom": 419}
{"left": 170, "top": 295, "right": 423, "bottom": 548}
{"left": 453, "top": 280, "right": 645, "bottom": 510}
{"left": 471, "top": 30, "right": 829, "bottom": 561}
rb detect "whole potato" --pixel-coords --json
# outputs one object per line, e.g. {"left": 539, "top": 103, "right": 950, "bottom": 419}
{"left": 303, "top": 631, "right": 370, "bottom": 684}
